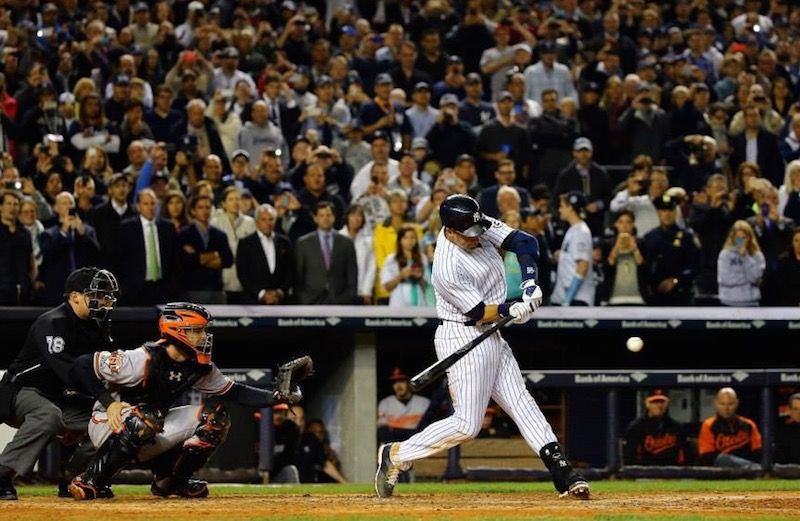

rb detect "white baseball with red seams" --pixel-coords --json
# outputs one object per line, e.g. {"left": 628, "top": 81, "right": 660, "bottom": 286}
{"left": 393, "top": 216, "right": 559, "bottom": 464}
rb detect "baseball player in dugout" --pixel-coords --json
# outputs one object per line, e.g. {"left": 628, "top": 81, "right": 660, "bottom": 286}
{"left": 0, "top": 267, "right": 119, "bottom": 501}
{"left": 377, "top": 367, "right": 431, "bottom": 444}
{"left": 623, "top": 389, "right": 687, "bottom": 466}
{"left": 66, "top": 302, "right": 313, "bottom": 500}
{"left": 375, "top": 194, "right": 590, "bottom": 500}
{"left": 698, "top": 387, "right": 762, "bottom": 470}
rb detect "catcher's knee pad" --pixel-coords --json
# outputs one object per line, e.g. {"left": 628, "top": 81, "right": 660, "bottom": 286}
{"left": 120, "top": 405, "right": 165, "bottom": 450}
{"left": 185, "top": 403, "right": 230, "bottom": 451}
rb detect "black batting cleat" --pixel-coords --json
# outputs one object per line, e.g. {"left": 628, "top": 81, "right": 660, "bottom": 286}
{"left": 151, "top": 478, "right": 209, "bottom": 498}
{"left": 68, "top": 476, "right": 114, "bottom": 500}
{"left": 560, "top": 472, "right": 591, "bottom": 500}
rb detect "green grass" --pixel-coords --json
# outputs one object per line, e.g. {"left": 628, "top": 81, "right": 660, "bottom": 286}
{"left": 16, "top": 479, "right": 800, "bottom": 496}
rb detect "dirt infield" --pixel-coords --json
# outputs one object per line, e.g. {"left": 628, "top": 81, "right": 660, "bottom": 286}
{"left": 3, "top": 490, "right": 800, "bottom": 521}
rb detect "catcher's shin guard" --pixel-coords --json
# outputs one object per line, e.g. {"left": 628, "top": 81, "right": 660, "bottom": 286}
{"left": 70, "top": 406, "right": 164, "bottom": 500}
{"left": 151, "top": 404, "right": 230, "bottom": 498}
{"left": 539, "top": 442, "right": 590, "bottom": 500}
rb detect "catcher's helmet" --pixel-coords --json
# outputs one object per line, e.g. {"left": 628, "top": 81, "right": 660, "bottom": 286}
{"left": 439, "top": 194, "right": 491, "bottom": 237}
{"left": 159, "top": 302, "right": 213, "bottom": 364}
{"left": 64, "top": 267, "right": 119, "bottom": 321}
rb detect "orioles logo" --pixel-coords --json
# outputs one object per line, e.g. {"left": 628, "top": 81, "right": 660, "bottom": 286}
{"left": 715, "top": 430, "right": 751, "bottom": 452}
{"left": 643, "top": 434, "right": 678, "bottom": 454}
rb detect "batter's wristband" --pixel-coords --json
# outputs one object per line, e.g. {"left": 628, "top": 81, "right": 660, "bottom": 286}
{"left": 497, "top": 303, "right": 511, "bottom": 318}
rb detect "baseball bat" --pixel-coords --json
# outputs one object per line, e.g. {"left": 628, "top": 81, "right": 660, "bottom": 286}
{"left": 410, "top": 316, "right": 514, "bottom": 392}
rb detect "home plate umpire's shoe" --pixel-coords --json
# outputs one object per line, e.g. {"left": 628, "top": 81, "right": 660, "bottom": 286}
{"left": 375, "top": 443, "right": 411, "bottom": 498}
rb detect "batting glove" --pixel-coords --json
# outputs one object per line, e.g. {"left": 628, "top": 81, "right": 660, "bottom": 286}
{"left": 509, "top": 301, "right": 535, "bottom": 324}
{"left": 520, "top": 280, "right": 543, "bottom": 311}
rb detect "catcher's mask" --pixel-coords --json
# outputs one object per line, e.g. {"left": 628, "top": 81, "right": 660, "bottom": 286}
{"left": 159, "top": 302, "right": 213, "bottom": 364}
{"left": 64, "top": 267, "right": 119, "bottom": 322}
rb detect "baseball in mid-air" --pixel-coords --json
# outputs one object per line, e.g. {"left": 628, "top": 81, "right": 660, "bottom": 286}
{"left": 626, "top": 336, "right": 644, "bottom": 353}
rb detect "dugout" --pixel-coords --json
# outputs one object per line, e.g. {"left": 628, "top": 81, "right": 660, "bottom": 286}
{"left": 0, "top": 306, "right": 798, "bottom": 483}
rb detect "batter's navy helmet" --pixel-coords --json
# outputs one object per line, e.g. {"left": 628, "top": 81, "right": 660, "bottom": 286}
{"left": 439, "top": 194, "right": 491, "bottom": 237}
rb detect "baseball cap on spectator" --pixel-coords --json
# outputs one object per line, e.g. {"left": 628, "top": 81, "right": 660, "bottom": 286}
{"left": 573, "top": 137, "right": 593, "bottom": 151}
{"left": 372, "top": 130, "right": 390, "bottom": 143}
{"left": 538, "top": 41, "right": 557, "bottom": 54}
{"left": 114, "top": 74, "right": 131, "bottom": 86}
{"left": 316, "top": 75, "right": 334, "bottom": 86}
{"left": 133, "top": 2, "right": 149, "bottom": 12}
{"left": 109, "top": 173, "right": 130, "bottom": 186}
{"left": 129, "top": 44, "right": 145, "bottom": 56}
{"left": 42, "top": 2, "right": 58, "bottom": 13}
{"left": 693, "top": 82, "right": 709, "bottom": 92}
{"left": 347, "top": 70, "right": 363, "bottom": 85}
{"left": 564, "top": 191, "right": 587, "bottom": 211}
{"left": 412, "top": 137, "right": 428, "bottom": 149}
{"left": 637, "top": 55, "right": 657, "bottom": 70}
{"left": 293, "top": 134, "right": 310, "bottom": 145}
{"left": 179, "top": 134, "right": 199, "bottom": 151}
{"left": 208, "top": 6, "right": 221, "bottom": 16}
{"left": 150, "top": 171, "right": 169, "bottom": 185}
{"left": 514, "top": 43, "right": 532, "bottom": 55}
{"left": 582, "top": 82, "right": 601, "bottom": 94}
{"left": 636, "top": 82, "right": 652, "bottom": 93}
{"left": 653, "top": 194, "right": 679, "bottom": 210}
{"left": 497, "top": 90, "right": 513, "bottom": 101}
{"left": 389, "top": 367, "right": 409, "bottom": 382}
{"left": 465, "top": 72, "right": 482, "bottom": 85}
{"left": 231, "top": 149, "right": 250, "bottom": 161}
{"left": 125, "top": 100, "right": 144, "bottom": 112}
{"left": 447, "top": 55, "right": 463, "bottom": 65}
{"left": 281, "top": 0, "right": 297, "bottom": 11}
{"left": 414, "top": 81, "right": 430, "bottom": 92}
{"left": 439, "top": 93, "right": 459, "bottom": 106}
{"left": 375, "top": 73, "right": 393, "bottom": 86}
{"left": 645, "top": 389, "right": 669, "bottom": 403}
{"left": 341, "top": 25, "right": 357, "bottom": 37}
{"left": 240, "top": 188, "right": 254, "bottom": 200}
{"left": 220, "top": 46, "right": 239, "bottom": 59}
{"left": 521, "top": 207, "right": 544, "bottom": 221}
{"left": 369, "top": 33, "right": 384, "bottom": 44}
{"left": 36, "top": 82, "right": 56, "bottom": 96}
{"left": 456, "top": 154, "right": 475, "bottom": 165}
{"left": 188, "top": 1, "right": 205, "bottom": 12}
{"left": 181, "top": 69, "right": 198, "bottom": 80}
{"left": 59, "top": 92, "right": 76, "bottom": 105}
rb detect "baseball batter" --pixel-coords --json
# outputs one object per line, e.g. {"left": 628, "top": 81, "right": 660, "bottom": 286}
{"left": 375, "top": 194, "right": 589, "bottom": 499}
{"left": 67, "top": 302, "right": 309, "bottom": 500}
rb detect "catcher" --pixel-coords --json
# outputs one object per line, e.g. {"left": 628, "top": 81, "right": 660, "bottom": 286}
{"left": 66, "top": 302, "right": 312, "bottom": 499}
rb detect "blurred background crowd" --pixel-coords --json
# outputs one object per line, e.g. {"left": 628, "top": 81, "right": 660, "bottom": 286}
{"left": 2, "top": 0, "right": 800, "bottom": 307}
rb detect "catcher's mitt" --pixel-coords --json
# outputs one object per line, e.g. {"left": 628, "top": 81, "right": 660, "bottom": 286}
{"left": 275, "top": 356, "right": 314, "bottom": 404}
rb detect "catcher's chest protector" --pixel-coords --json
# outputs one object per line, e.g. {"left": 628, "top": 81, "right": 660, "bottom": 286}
{"left": 120, "top": 343, "right": 213, "bottom": 410}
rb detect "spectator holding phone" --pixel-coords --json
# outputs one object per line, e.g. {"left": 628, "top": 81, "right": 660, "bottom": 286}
{"left": 380, "top": 225, "right": 433, "bottom": 307}
{"left": 717, "top": 220, "right": 766, "bottom": 307}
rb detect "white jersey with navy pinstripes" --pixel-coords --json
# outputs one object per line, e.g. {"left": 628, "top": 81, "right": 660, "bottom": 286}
{"left": 433, "top": 217, "right": 513, "bottom": 321}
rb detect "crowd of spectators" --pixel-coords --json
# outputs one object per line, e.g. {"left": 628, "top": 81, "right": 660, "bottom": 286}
{"left": 1, "top": 0, "right": 800, "bottom": 307}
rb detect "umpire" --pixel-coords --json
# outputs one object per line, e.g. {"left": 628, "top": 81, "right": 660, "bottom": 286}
{"left": 0, "top": 267, "right": 119, "bottom": 500}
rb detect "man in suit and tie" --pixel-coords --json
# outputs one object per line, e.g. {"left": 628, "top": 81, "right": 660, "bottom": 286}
{"left": 89, "top": 173, "right": 135, "bottom": 269}
{"left": 178, "top": 194, "right": 234, "bottom": 304}
{"left": 295, "top": 201, "right": 357, "bottom": 305}
{"left": 236, "top": 204, "right": 293, "bottom": 304}
{"left": 116, "top": 188, "right": 179, "bottom": 305}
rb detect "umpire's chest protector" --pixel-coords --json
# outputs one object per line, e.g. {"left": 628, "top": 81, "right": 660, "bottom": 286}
{"left": 120, "top": 343, "right": 213, "bottom": 411}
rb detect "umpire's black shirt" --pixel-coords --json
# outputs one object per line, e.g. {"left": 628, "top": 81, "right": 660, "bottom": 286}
{"left": 6, "top": 303, "right": 106, "bottom": 400}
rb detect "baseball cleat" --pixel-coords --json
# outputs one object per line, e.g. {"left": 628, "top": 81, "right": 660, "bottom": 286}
{"left": 375, "top": 443, "right": 410, "bottom": 498}
{"left": 68, "top": 476, "right": 114, "bottom": 500}
{"left": 151, "top": 478, "right": 209, "bottom": 498}
{"left": 560, "top": 479, "right": 591, "bottom": 500}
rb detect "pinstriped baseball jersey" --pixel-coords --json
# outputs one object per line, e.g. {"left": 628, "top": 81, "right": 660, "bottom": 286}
{"left": 433, "top": 217, "right": 513, "bottom": 321}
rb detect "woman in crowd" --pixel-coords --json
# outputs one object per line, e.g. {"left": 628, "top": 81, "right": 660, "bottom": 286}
{"left": 717, "top": 220, "right": 766, "bottom": 307}
{"left": 160, "top": 189, "right": 189, "bottom": 231}
{"left": 339, "top": 204, "right": 376, "bottom": 305}
{"left": 380, "top": 225, "right": 432, "bottom": 307}
{"left": 778, "top": 160, "right": 800, "bottom": 222}
{"left": 598, "top": 210, "right": 646, "bottom": 305}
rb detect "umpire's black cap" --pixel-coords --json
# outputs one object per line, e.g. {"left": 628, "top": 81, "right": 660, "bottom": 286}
{"left": 64, "top": 267, "right": 102, "bottom": 293}
{"left": 440, "top": 194, "right": 491, "bottom": 237}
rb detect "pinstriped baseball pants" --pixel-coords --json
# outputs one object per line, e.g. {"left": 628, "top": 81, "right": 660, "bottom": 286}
{"left": 395, "top": 322, "right": 557, "bottom": 464}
